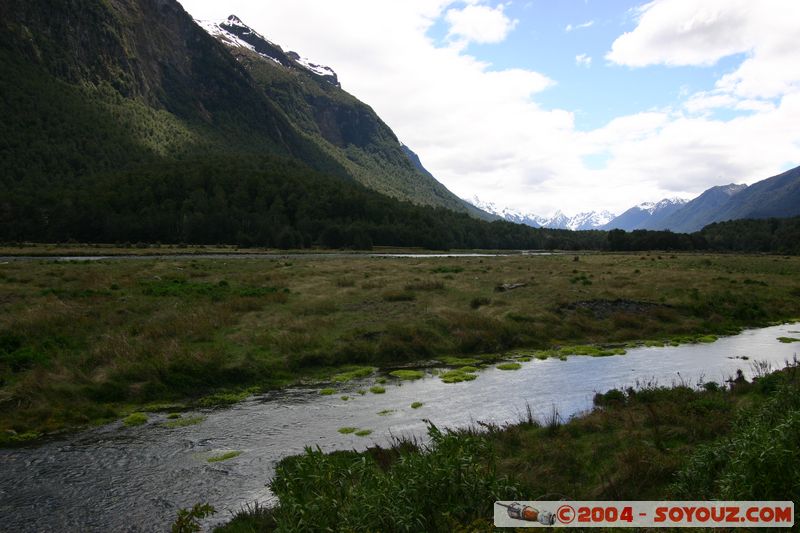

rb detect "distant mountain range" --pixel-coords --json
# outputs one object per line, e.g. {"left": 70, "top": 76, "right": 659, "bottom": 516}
{"left": 605, "top": 166, "right": 800, "bottom": 232}
{"left": 467, "top": 197, "right": 614, "bottom": 230}
{"left": 471, "top": 164, "right": 800, "bottom": 234}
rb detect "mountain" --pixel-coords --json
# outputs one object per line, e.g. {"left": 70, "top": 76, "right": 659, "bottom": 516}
{"left": 0, "top": 0, "right": 488, "bottom": 235}
{"left": 707, "top": 166, "right": 800, "bottom": 226}
{"left": 651, "top": 184, "right": 747, "bottom": 233}
{"left": 467, "top": 198, "right": 613, "bottom": 230}
{"left": 559, "top": 210, "right": 616, "bottom": 231}
{"left": 604, "top": 165, "right": 800, "bottom": 233}
{"left": 195, "top": 15, "right": 488, "bottom": 218}
{"left": 602, "top": 198, "right": 688, "bottom": 231}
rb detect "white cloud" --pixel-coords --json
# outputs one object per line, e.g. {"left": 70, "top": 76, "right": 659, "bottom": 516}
{"left": 607, "top": 0, "right": 800, "bottom": 101}
{"left": 565, "top": 20, "right": 594, "bottom": 32}
{"left": 178, "top": 0, "right": 800, "bottom": 216}
{"left": 575, "top": 54, "right": 592, "bottom": 67}
{"left": 445, "top": 3, "right": 518, "bottom": 44}
{"left": 607, "top": 0, "right": 755, "bottom": 67}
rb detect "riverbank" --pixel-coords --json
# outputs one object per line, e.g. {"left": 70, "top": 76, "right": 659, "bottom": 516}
{"left": 214, "top": 362, "right": 800, "bottom": 532}
{"left": 2, "top": 251, "right": 799, "bottom": 442}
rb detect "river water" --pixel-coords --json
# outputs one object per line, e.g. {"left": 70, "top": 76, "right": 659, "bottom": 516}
{"left": 0, "top": 252, "right": 535, "bottom": 263}
{"left": 1, "top": 323, "right": 798, "bottom": 532}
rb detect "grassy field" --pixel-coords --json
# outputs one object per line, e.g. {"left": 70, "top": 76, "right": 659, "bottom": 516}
{"left": 1, "top": 250, "right": 799, "bottom": 441}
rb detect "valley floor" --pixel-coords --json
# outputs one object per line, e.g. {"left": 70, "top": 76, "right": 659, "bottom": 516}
{"left": 1, "top": 248, "right": 799, "bottom": 442}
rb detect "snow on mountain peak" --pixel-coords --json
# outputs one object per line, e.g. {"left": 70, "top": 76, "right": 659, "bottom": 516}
{"left": 286, "top": 52, "right": 339, "bottom": 82}
{"left": 637, "top": 197, "right": 686, "bottom": 214}
{"left": 195, "top": 18, "right": 259, "bottom": 55}
{"left": 196, "top": 16, "right": 340, "bottom": 86}
{"left": 466, "top": 197, "right": 614, "bottom": 230}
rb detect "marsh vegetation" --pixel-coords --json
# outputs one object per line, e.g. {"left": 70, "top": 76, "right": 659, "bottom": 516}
{"left": 1, "top": 251, "right": 799, "bottom": 441}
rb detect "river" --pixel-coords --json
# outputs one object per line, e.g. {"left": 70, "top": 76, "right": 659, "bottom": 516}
{"left": 1, "top": 323, "right": 798, "bottom": 532}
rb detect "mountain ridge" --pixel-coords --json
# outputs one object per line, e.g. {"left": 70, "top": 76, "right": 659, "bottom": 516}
{"left": 603, "top": 166, "right": 799, "bottom": 233}
{"left": 196, "top": 14, "right": 491, "bottom": 219}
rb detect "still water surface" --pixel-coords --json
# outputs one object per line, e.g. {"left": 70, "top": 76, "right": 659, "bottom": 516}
{"left": 1, "top": 323, "right": 798, "bottom": 532}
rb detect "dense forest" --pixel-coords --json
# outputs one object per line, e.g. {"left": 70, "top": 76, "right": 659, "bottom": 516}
{"left": 2, "top": 147, "right": 799, "bottom": 253}
{"left": 0, "top": 154, "right": 601, "bottom": 250}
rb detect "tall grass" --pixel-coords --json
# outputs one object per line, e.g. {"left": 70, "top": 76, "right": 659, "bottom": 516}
{"left": 672, "top": 364, "right": 800, "bottom": 500}
{"left": 260, "top": 424, "right": 518, "bottom": 532}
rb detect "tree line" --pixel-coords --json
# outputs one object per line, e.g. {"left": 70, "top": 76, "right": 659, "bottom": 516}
{"left": 2, "top": 154, "right": 798, "bottom": 253}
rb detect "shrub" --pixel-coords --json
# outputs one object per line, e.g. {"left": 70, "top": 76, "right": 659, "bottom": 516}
{"left": 266, "top": 424, "right": 518, "bottom": 532}
{"left": 172, "top": 503, "right": 216, "bottom": 533}
{"left": 672, "top": 382, "right": 800, "bottom": 500}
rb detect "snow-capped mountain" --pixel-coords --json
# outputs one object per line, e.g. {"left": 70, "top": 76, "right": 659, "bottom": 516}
{"left": 566, "top": 210, "right": 617, "bottom": 230}
{"left": 601, "top": 198, "right": 688, "bottom": 231}
{"left": 196, "top": 15, "right": 341, "bottom": 87}
{"left": 467, "top": 197, "right": 614, "bottom": 230}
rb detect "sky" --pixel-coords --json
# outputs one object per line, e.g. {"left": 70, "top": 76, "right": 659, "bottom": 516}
{"left": 178, "top": 0, "right": 800, "bottom": 217}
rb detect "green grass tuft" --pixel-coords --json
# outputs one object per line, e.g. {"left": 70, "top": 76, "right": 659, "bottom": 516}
{"left": 389, "top": 370, "right": 425, "bottom": 380}
{"left": 497, "top": 362, "right": 522, "bottom": 371}
{"left": 338, "top": 427, "right": 357, "bottom": 434}
{"left": 354, "top": 429, "right": 373, "bottom": 437}
{"left": 320, "top": 388, "right": 336, "bottom": 395}
{"left": 369, "top": 386, "right": 386, "bottom": 394}
{"left": 331, "top": 366, "right": 375, "bottom": 382}
{"left": 208, "top": 451, "right": 242, "bottom": 463}
{"left": 440, "top": 369, "right": 478, "bottom": 384}
{"left": 411, "top": 402, "right": 424, "bottom": 409}
{"left": 123, "top": 412, "right": 147, "bottom": 427}
{"left": 696, "top": 335, "right": 718, "bottom": 343}
{"left": 778, "top": 337, "right": 800, "bottom": 343}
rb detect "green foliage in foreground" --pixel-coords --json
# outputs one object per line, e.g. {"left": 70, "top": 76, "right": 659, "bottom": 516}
{"left": 173, "top": 503, "right": 216, "bottom": 533}
{"left": 672, "top": 369, "right": 800, "bottom": 501}
{"left": 264, "top": 424, "right": 516, "bottom": 532}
